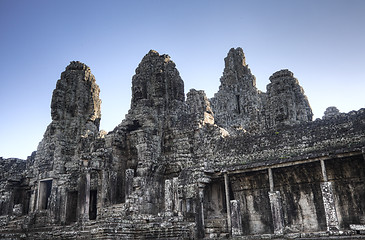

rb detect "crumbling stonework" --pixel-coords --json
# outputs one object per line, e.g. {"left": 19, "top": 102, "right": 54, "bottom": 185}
{"left": 265, "top": 69, "right": 313, "bottom": 128}
{"left": 323, "top": 106, "right": 340, "bottom": 119}
{"left": 210, "top": 48, "right": 312, "bottom": 134}
{"left": 210, "top": 48, "right": 264, "bottom": 133}
{"left": 0, "top": 48, "right": 365, "bottom": 239}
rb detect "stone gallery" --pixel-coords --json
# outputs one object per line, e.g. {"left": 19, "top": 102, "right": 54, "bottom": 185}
{"left": 0, "top": 48, "right": 364, "bottom": 239}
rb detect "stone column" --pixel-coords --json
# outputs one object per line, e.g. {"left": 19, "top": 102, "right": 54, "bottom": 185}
{"left": 230, "top": 200, "right": 243, "bottom": 236}
{"left": 81, "top": 172, "right": 90, "bottom": 222}
{"left": 172, "top": 177, "right": 180, "bottom": 216}
{"left": 196, "top": 183, "right": 205, "bottom": 239}
{"left": 268, "top": 168, "right": 274, "bottom": 192}
{"left": 58, "top": 186, "right": 67, "bottom": 224}
{"left": 362, "top": 147, "right": 365, "bottom": 174}
{"left": 320, "top": 159, "right": 339, "bottom": 231}
{"left": 125, "top": 169, "right": 134, "bottom": 198}
{"left": 320, "top": 159, "right": 328, "bottom": 182}
{"left": 268, "top": 168, "right": 284, "bottom": 234}
{"left": 79, "top": 160, "right": 90, "bottom": 222}
{"left": 99, "top": 170, "right": 108, "bottom": 209}
{"left": 321, "top": 182, "right": 339, "bottom": 231}
{"left": 268, "top": 191, "right": 285, "bottom": 234}
{"left": 224, "top": 173, "right": 232, "bottom": 235}
{"left": 29, "top": 185, "right": 37, "bottom": 213}
{"left": 165, "top": 179, "right": 173, "bottom": 216}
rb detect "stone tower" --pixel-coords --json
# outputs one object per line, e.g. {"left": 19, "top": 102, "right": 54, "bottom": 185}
{"left": 264, "top": 69, "right": 313, "bottom": 128}
{"left": 210, "top": 47, "right": 263, "bottom": 133}
{"left": 131, "top": 50, "right": 184, "bottom": 110}
{"left": 28, "top": 61, "right": 101, "bottom": 223}
{"left": 211, "top": 48, "right": 312, "bottom": 132}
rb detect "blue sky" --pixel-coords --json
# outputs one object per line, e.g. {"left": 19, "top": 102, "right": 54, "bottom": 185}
{"left": 1, "top": 0, "right": 364, "bottom": 159}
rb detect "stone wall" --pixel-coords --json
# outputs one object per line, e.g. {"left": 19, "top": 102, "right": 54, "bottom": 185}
{"left": 326, "top": 156, "right": 365, "bottom": 228}
{"left": 0, "top": 158, "right": 27, "bottom": 219}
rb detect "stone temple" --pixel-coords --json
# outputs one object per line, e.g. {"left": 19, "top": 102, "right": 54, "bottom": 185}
{"left": 0, "top": 48, "right": 364, "bottom": 239}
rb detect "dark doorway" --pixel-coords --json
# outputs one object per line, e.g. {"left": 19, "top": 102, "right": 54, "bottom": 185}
{"left": 89, "top": 190, "right": 97, "bottom": 220}
{"left": 236, "top": 95, "right": 241, "bottom": 114}
{"left": 66, "top": 191, "right": 78, "bottom": 223}
{"left": 39, "top": 179, "right": 52, "bottom": 210}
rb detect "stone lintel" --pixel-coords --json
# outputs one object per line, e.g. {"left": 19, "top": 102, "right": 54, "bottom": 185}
{"left": 215, "top": 151, "right": 362, "bottom": 178}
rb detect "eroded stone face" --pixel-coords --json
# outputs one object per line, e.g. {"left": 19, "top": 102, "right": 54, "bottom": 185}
{"left": 131, "top": 50, "right": 184, "bottom": 109}
{"left": 323, "top": 106, "right": 340, "bottom": 119}
{"left": 51, "top": 61, "right": 101, "bottom": 125}
{"left": 211, "top": 47, "right": 263, "bottom": 132}
{"left": 265, "top": 69, "right": 313, "bottom": 127}
{"left": 211, "top": 48, "right": 312, "bottom": 133}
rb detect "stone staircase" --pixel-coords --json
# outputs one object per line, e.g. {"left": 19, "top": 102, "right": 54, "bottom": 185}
{"left": 204, "top": 218, "right": 229, "bottom": 239}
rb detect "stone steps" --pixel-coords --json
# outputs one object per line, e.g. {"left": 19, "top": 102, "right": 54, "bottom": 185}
{"left": 204, "top": 218, "right": 229, "bottom": 239}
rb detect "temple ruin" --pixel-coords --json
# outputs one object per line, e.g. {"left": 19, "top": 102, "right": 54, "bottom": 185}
{"left": 0, "top": 48, "right": 364, "bottom": 239}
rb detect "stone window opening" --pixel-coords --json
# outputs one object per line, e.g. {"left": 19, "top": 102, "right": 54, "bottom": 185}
{"left": 38, "top": 179, "right": 52, "bottom": 210}
{"left": 236, "top": 95, "right": 241, "bottom": 114}
{"left": 13, "top": 188, "right": 23, "bottom": 205}
{"left": 12, "top": 188, "right": 30, "bottom": 215}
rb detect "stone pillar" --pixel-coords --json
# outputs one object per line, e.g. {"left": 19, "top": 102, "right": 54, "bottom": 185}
{"left": 80, "top": 172, "right": 90, "bottom": 222}
{"left": 196, "top": 183, "right": 205, "bottom": 239}
{"left": 165, "top": 179, "right": 173, "bottom": 216}
{"left": 268, "top": 168, "right": 274, "bottom": 192}
{"left": 99, "top": 170, "right": 108, "bottom": 209}
{"left": 79, "top": 160, "right": 90, "bottom": 222}
{"left": 176, "top": 179, "right": 184, "bottom": 217}
{"left": 269, "top": 191, "right": 285, "bottom": 234}
{"left": 321, "top": 182, "right": 339, "bottom": 231}
{"left": 320, "top": 160, "right": 339, "bottom": 232}
{"left": 362, "top": 147, "right": 365, "bottom": 175}
{"left": 29, "top": 185, "right": 37, "bottom": 213}
{"left": 172, "top": 177, "right": 180, "bottom": 216}
{"left": 268, "top": 168, "right": 284, "bottom": 234}
{"left": 125, "top": 169, "right": 134, "bottom": 198}
{"left": 230, "top": 200, "right": 243, "bottom": 236}
{"left": 224, "top": 173, "right": 232, "bottom": 235}
{"left": 58, "top": 186, "right": 67, "bottom": 224}
{"left": 320, "top": 160, "right": 328, "bottom": 182}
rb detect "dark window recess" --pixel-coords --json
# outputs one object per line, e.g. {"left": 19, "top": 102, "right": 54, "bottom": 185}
{"left": 66, "top": 191, "right": 78, "bottom": 223}
{"left": 13, "top": 188, "right": 30, "bottom": 215}
{"left": 89, "top": 190, "right": 97, "bottom": 220}
{"left": 13, "top": 188, "right": 23, "bottom": 205}
{"left": 236, "top": 95, "right": 241, "bottom": 114}
{"left": 39, "top": 180, "right": 52, "bottom": 210}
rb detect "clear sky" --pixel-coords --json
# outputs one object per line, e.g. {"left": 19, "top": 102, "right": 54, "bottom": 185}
{"left": 1, "top": 0, "right": 364, "bottom": 159}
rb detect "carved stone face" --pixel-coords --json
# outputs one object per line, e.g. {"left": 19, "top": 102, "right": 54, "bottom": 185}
{"left": 133, "top": 86, "right": 143, "bottom": 102}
